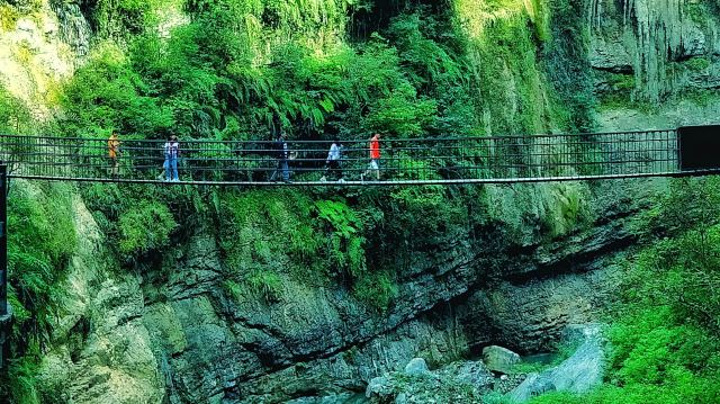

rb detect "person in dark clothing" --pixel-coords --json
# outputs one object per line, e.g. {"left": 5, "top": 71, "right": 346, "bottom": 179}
{"left": 270, "top": 133, "right": 290, "bottom": 183}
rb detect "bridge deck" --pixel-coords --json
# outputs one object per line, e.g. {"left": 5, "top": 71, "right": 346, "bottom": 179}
{"left": 0, "top": 128, "right": 710, "bottom": 186}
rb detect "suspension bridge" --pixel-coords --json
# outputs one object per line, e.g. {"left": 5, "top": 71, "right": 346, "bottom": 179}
{"left": 0, "top": 126, "right": 718, "bottom": 186}
{"left": 0, "top": 125, "right": 719, "bottom": 369}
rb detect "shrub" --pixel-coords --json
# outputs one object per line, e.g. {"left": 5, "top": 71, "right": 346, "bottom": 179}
{"left": 118, "top": 201, "right": 177, "bottom": 257}
{"left": 353, "top": 271, "right": 397, "bottom": 311}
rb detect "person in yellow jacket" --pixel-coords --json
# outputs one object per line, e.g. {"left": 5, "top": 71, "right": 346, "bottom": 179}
{"left": 108, "top": 132, "right": 121, "bottom": 176}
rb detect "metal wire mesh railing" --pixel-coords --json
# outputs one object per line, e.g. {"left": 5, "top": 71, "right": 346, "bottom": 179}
{"left": 0, "top": 129, "right": 687, "bottom": 185}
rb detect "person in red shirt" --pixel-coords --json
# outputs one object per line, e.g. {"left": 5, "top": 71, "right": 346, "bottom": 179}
{"left": 362, "top": 133, "right": 381, "bottom": 181}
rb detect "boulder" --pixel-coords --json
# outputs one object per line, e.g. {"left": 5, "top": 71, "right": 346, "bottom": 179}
{"left": 483, "top": 346, "right": 521, "bottom": 374}
{"left": 404, "top": 358, "right": 429, "bottom": 376}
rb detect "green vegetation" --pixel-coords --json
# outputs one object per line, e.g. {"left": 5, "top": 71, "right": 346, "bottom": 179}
{"left": 353, "top": 270, "right": 397, "bottom": 311}
{"left": 0, "top": 0, "right": 42, "bottom": 32}
{"left": 686, "top": 56, "right": 712, "bottom": 72}
{"left": 56, "top": 0, "right": 594, "bottom": 140}
{"left": 0, "top": 3, "right": 20, "bottom": 31}
{"left": 118, "top": 200, "right": 177, "bottom": 256}
{"left": 56, "top": 43, "right": 173, "bottom": 138}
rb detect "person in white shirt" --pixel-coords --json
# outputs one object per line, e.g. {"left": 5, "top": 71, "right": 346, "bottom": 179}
{"left": 163, "top": 135, "right": 180, "bottom": 182}
{"left": 321, "top": 139, "right": 344, "bottom": 182}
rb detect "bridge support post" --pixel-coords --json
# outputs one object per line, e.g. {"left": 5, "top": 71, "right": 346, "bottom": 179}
{"left": 0, "top": 163, "right": 11, "bottom": 370}
{"left": 0, "top": 310, "right": 10, "bottom": 372}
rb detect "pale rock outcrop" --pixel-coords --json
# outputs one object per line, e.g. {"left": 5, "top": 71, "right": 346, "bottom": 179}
{"left": 37, "top": 191, "right": 165, "bottom": 404}
{"left": 0, "top": 0, "right": 89, "bottom": 118}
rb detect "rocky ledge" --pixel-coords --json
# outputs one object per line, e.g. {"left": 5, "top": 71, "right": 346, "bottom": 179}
{"left": 360, "top": 323, "right": 605, "bottom": 404}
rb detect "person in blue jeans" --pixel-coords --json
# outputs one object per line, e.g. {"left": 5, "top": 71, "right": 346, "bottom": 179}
{"left": 164, "top": 135, "right": 179, "bottom": 181}
{"left": 270, "top": 133, "right": 290, "bottom": 183}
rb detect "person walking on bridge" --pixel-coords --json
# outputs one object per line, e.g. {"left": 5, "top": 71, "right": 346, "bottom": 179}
{"left": 362, "top": 133, "right": 381, "bottom": 181}
{"left": 270, "top": 132, "right": 291, "bottom": 183}
{"left": 164, "top": 135, "right": 180, "bottom": 182}
{"left": 321, "top": 139, "right": 344, "bottom": 182}
{"left": 107, "top": 132, "right": 121, "bottom": 177}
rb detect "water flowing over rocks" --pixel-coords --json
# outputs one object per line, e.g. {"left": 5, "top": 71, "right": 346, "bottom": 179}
{"left": 509, "top": 324, "right": 606, "bottom": 402}
{"left": 363, "top": 324, "right": 605, "bottom": 403}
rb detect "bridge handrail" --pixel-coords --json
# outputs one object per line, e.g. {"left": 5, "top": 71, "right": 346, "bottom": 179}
{"left": 0, "top": 128, "right": 677, "bottom": 144}
{"left": 0, "top": 128, "right": 683, "bottom": 185}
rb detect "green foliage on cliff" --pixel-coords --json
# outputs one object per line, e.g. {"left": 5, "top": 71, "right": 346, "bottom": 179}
{"left": 118, "top": 200, "right": 177, "bottom": 256}
{"left": 0, "top": 182, "right": 77, "bottom": 403}
{"left": 0, "top": 3, "right": 19, "bottom": 31}
{"left": 0, "top": 86, "right": 32, "bottom": 134}
{"left": 57, "top": 43, "right": 173, "bottom": 138}
{"left": 59, "top": 0, "right": 595, "bottom": 141}
{"left": 8, "top": 183, "right": 77, "bottom": 331}
{"left": 78, "top": 183, "right": 214, "bottom": 263}
{"left": 353, "top": 270, "right": 397, "bottom": 311}
{"left": 84, "top": 0, "right": 161, "bottom": 37}
{"left": 217, "top": 189, "right": 394, "bottom": 305}
{"left": 52, "top": 0, "right": 598, "bottom": 275}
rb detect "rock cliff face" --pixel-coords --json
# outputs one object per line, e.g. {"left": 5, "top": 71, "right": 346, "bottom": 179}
{"left": 589, "top": 0, "right": 720, "bottom": 101}
{"left": 35, "top": 176, "right": 660, "bottom": 403}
